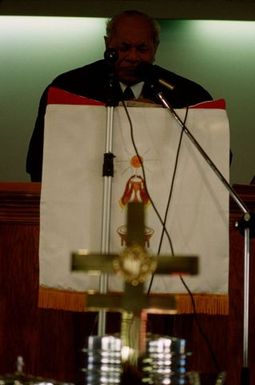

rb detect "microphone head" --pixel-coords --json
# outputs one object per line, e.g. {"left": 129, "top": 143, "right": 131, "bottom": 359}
{"left": 104, "top": 48, "right": 118, "bottom": 64}
{"left": 136, "top": 62, "right": 175, "bottom": 92}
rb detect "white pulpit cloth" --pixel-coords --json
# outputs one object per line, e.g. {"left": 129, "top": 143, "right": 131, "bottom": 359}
{"left": 40, "top": 89, "right": 230, "bottom": 295}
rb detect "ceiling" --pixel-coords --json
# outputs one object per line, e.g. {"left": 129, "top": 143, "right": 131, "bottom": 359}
{"left": 1, "top": 0, "right": 255, "bottom": 21}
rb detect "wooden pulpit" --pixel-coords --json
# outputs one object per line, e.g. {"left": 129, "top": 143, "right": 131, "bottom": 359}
{"left": 0, "top": 182, "right": 255, "bottom": 385}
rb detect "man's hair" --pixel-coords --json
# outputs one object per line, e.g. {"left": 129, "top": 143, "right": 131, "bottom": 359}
{"left": 106, "top": 10, "right": 160, "bottom": 45}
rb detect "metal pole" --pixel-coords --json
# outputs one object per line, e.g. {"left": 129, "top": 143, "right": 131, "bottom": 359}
{"left": 240, "top": 227, "right": 250, "bottom": 385}
{"left": 97, "top": 48, "right": 119, "bottom": 336}
{"left": 98, "top": 106, "right": 115, "bottom": 336}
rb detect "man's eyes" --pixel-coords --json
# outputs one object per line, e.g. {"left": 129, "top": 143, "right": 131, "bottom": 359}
{"left": 138, "top": 46, "right": 149, "bottom": 52}
{"left": 119, "top": 44, "right": 130, "bottom": 52}
{"left": 119, "top": 44, "right": 149, "bottom": 52}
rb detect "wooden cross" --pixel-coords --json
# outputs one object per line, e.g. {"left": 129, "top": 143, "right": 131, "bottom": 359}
{"left": 72, "top": 202, "right": 198, "bottom": 363}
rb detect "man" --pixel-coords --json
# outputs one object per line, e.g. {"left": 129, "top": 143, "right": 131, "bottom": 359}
{"left": 26, "top": 10, "right": 212, "bottom": 182}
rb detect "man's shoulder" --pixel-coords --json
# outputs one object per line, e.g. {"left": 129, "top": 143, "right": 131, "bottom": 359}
{"left": 154, "top": 65, "right": 206, "bottom": 89}
{"left": 154, "top": 64, "right": 213, "bottom": 105}
{"left": 51, "top": 59, "right": 105, "bottom": 85}
{"left": 48, "top": 59, "right": 108, "bottom": 99}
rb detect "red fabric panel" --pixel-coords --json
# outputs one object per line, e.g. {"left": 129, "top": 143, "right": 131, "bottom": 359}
{"left": 47, "top": 86, "right": 105, "bottom": 106}
{"left": 190, "top": 99, "right": 226, "bottom": 109}
{"left": 47, "top": 86, "right": 226, "bottom": 109}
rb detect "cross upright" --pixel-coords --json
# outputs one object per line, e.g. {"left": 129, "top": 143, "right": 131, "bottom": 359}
{"left": 72, "top": 201, "right": 198, "bottom": 364}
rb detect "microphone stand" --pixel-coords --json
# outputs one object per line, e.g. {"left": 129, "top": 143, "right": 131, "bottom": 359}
{"left": 151, "top": 85, "right": 254, "bottom": 385}
{"left": 98, "top": 49, "right": 119, "bottom": 336}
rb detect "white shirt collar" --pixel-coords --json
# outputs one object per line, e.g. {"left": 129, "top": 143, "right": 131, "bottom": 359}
{"left": 120, "top": 81, "right": 144, "bottom": 99}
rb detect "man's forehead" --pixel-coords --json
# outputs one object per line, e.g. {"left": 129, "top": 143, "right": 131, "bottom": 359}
{"left": 116, "top": 38, "right": 152, "bottom": 46}
{"left": 113, "top": 16, "right": 153, "bottom": 36}
{"left": 110, "top": 29, "right": 154, "bottom": 46}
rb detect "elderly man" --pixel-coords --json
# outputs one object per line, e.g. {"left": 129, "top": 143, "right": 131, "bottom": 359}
{"left": 26, "top": 10, "right": 212, "bottom": 182}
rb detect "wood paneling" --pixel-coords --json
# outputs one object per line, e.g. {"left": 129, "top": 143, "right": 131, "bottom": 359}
{"left": 0, "top": 182, "right": 255, "bottom": 385}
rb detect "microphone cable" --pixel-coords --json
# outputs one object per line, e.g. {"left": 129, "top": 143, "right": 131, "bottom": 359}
{"left": 147, "top": 106, "right": 189, "bottom": 294}
{"left": 121, "top": 99, "right": 174, "bottom": 251}
{"left": 121, "top": 99, "right": 221, "bottom": 373}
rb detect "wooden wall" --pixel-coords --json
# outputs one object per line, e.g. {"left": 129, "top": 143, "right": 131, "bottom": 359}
{"left": 0, "top": 182, "right": 255, "bottom": 385}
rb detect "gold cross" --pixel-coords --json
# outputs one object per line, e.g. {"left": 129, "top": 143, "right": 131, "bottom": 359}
{"left": 72, "top": 202, "right": 198, "bottom": 363}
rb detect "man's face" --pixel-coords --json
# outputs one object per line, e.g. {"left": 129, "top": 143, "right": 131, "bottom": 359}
{"left": 105, "top": 16, "right": 158, "bottom": 85}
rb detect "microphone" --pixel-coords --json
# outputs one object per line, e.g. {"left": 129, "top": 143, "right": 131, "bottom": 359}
{"left": 104, "top": 48, "right": 118, "bottom": 64}
{"left": 103, "top": 48, "right": 119, "bottom": 106}
{"left": 136, "top": 62, "right": 175, "bottom": 91}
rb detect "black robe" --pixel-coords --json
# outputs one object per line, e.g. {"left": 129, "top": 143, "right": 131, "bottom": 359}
{"left": 26, "top": 59, "right": 212, "bottom": 181}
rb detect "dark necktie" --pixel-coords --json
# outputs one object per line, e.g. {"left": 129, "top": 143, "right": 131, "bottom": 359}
{"left": 123, "top": 87, "right": 135, "bottom": 100}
